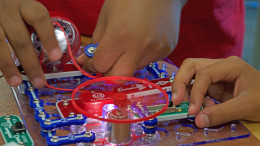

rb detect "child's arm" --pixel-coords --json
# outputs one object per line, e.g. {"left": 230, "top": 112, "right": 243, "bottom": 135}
{"left": 0, "top": 0, "right": 61, "bottom": 88}
{"left": 76, "top": 0, "right": 187, "bottom": 77}
{"left": 172, "top": 56, "right": 260, "bottom": 128}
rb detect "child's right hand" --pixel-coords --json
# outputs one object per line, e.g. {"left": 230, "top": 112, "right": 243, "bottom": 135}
{"left": 0, "top": 0, "right": 61, "bottom": 88}
{"left": 76, "top": 0, "right": 187, "bottom": 77}
{"left": 172, "top": 56, "right": 260, "bottom": 128}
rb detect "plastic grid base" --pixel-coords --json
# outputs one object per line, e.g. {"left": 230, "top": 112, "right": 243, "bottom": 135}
{"left": 10, "top": 62, "right": 250, "bottom": 146}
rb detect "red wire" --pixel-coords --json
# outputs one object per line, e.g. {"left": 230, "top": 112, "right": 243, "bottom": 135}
{"left": 40, "top": 50, "right": 44, "bottom": 65}
{"left": 44, "top": 82, "right": 75, "bottom": 92}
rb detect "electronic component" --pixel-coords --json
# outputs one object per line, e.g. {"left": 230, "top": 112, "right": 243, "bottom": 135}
{"left": 11, "top": 122, "right": 26, "bottom": 134}
{"left": 79, "top": 91, "right": 114, "bottom": 116}
{"left": 150, "top": 102, "right": 200, "bottom": 121}
{"left": 31, "top": 17, "right": 81, "bottom": 73}
{"left": 56, "top": 99, "right": 82, "bottom": 118}
{"left": 0, "top": 115, "right": 34, "bottom": 146}
{"left": 85, "top": 43, "right": 98, "bottom": 58}
{"left": 107, "top": 109, "right": 132, "bottom": 145}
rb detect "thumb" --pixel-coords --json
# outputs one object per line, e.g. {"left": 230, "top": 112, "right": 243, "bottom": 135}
{"left": 195, "top": 96, "right": 250, "bottom": 128}
{"left": 78, "top": 20, "right": 106, "bottom": 72}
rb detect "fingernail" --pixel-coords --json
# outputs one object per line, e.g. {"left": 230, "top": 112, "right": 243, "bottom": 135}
{"left": 9, "top": 76, "right": 21, "bottom": 86}
{"left": 49, "top": 47, "right": 63, "bottom": 61}
{"left": 199, "top": 114, "right": 210, "bottom": 127}
{"left": 188, "top": 103, "right": 195, "bottom": 113}
{"left": 33, "top": 77, "right": 45, "bottom": 88}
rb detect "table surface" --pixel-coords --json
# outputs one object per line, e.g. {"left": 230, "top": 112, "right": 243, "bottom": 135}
{"left": 0, "top": 36, "right": 260, "bottom": 145}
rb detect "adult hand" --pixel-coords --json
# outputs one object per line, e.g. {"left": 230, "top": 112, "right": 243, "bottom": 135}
{"left": 0, "top": 0, "right": 61, "bottom": 88}
{"left": 77, "top": 0, "right": 187, "bottom": 76}
{"left": 172, "top": 56, "right": 260, "bottom": 128}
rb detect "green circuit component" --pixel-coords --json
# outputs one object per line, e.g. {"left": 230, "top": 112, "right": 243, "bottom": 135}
{"left": 148, "top": 102, "right": 203, "bottom": 121}
{"left": 0, "top": 115, "right": 33, "bottom": 146}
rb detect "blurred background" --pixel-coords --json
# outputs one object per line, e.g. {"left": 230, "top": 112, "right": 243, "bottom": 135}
{"left": 243, "top": 0, "right": 260, "bottom": 70}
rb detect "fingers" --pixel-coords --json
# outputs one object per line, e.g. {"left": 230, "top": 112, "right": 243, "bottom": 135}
{"left": 84, "top": 30, "right": 132, "bottom": 74}
{"left": 76, "top": 54, "right": 87, "bottom": 65}
{"left": 207, "top": 82, "right": 234, "bottom": 102}
{"left": 1, "top": 7, "right": 45, "bottom": 88}
{"left": 76, "top": 14, "right": 107, "bottom": 74}
{"left": 0, "top": 26, "right": 21, "bottom": 86}
{"left": 188, "top": 56, "right": 244, "bottom": 115}
{"left": 104, "top": 48, "right": 140, "bottom": 77}
{"left": 195, "top": 96, "right": 251, "bottom": 128}
{"left": 20, "top": 1, "right": 62, "bottom": 61}
{"left": 76, "top": 54, "right": 96, "bottom": 74}
{"left": 172, "top": 58, "right": 222, "bottom": 105}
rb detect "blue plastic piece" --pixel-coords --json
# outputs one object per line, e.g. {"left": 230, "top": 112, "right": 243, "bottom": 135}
{"left": 142, "top": 118, "right": 158, "bottom": 135}
{"left": 24, "top": 81, "right": 87, "bottom": 130}
{"left": 146, "top": 63, "right": 160, "bottom": 79}
{"left": 23, "top": 81, "right": 95, "bottom": 145}
{"left": 146, "top": 63, "right": 167, "bottom": 79}
{"left": 143, "top": 118, "right": 158, "bottom": 127}
{"left": 84, "top": 43, "right": 98, "bottom": 58}
{"left": 41, "top": 130, "right": 56, "bottom": 138}
{"left": 46, "top": 132, "right": 95, "bottom": 146}
{"left": 142, "top": 125, "right": 157, "bottom": 135}
{"left": 39, "top": 116, "right": 87, "bottom": 131}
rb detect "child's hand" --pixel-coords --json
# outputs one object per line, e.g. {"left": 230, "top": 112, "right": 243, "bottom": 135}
{"left": 77, "top": 0, "right": 187, "bottom": 76}
{"left": 172, "top": 56, "right": 260, "bottom": 128}
{"left": 0, "top": 0, "right": 61, "bottom": 88}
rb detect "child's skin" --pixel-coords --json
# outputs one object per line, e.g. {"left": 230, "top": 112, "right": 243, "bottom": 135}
{"left": 0, "top": 0, "right": 187, "bottom": 88}
{"left": 172, "top": 56, "right": 260, "bottom": 128}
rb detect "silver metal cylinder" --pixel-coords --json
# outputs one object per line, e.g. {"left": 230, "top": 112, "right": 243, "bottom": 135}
{"left": 107, "top": 109, "right": 132, "bottom": 145}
